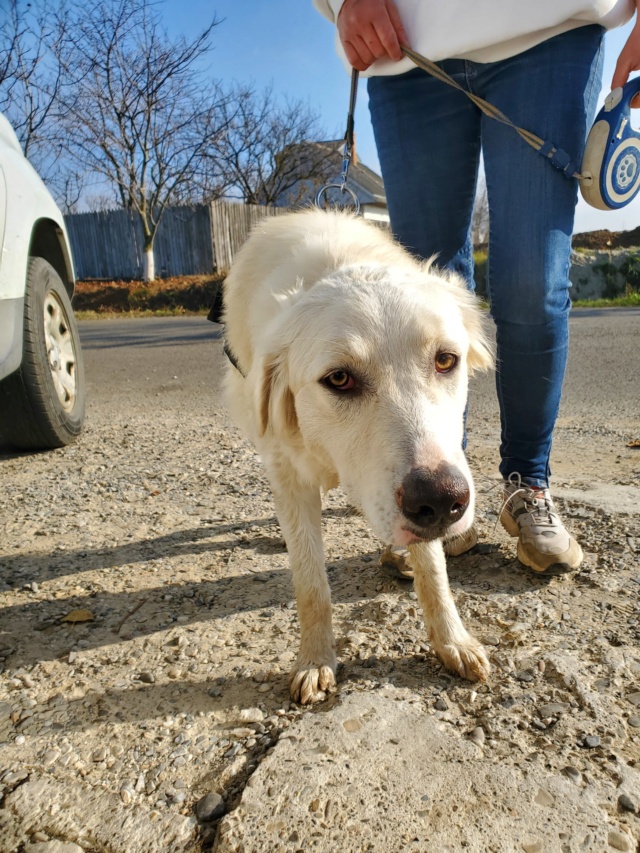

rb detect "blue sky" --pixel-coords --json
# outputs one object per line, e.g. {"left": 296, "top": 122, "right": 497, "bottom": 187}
{"left": 164, "top": 0, "right": 640, "bottom": 233}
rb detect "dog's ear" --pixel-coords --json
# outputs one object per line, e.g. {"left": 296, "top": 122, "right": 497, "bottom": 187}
{"left": 257, "top": 351, "right": 299, "bottom": 438}
{"left": 463, "top": 305, "right": 494, "bottom": 374}
{"left": 440, "top": 269, "right": 494, "bottom": 375}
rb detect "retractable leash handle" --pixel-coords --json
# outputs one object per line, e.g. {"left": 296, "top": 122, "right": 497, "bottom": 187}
{"left": 580, "top": 76, "right": 640, "bottom": 210}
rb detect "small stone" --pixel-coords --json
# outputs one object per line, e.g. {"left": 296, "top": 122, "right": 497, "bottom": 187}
{"left": 627, "top": 716, "right": 640, "bottom": 728}
{"left": 92, "top": 746, "right": 107, "bottom": 762}
{"left": 468, "top": 727, "right": 485, "bottom": 746}
{"left": 618, "top": 793, "right": 637, "bottom": 813}
{"left": 120, "top": 782, "right": 135, "bottom": 804}
{"left": 534, "top": 788, "right": 554, "bottom": 807}
{"left": 434, "top": 697, "right": 448, "bottom": 711}
{"left": 239, "top": 708, "right": 264, "bottom": 723}
{"left": 516, "top": 670, "right": 534, "bottom": 683}
{"left": 257, "top": 683, "right": 271, "bottom": 693}
{"left": 139, "top": 672, "right": 155, "bottom": 684}
{"left": 608, "top": 830, "right": 631, "bottom": 851}
{"left": 195, "top": 791, "right": 226, "bottom": 822}
{"left": 562, "top": 766, "right": 582, "bottom": 785}
{"left": 3, "top": 770, "right": 28, "bottom": 786}
{"left": 522, "top": 841, "right": 544, "bottom": 853}
{"left": 626, "top": 692, "right": 640, "bottom": 707}
{"left": 582, "top": 735, "right": 601, "bottom": 749}
{"left": 538, "top": 702, "right": 569, "bottom": 718}
{"left": 167, "top": 667, "right": 181, "bottom": 679}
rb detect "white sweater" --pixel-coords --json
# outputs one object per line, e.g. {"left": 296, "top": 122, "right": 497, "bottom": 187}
{"left": 313, "top": 0, "right": 635, "bottom": 74}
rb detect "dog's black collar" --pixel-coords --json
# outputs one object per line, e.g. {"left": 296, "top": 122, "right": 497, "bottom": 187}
{"left": 223, "top": 340, "right": 246, "bottom": 378}
{"left": 206, "top": 291, "right": 245, "bottom": 377}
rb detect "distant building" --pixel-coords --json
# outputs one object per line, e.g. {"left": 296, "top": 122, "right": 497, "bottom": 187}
{"left": 269, "top": 139, "right": 389, "bottom": 223}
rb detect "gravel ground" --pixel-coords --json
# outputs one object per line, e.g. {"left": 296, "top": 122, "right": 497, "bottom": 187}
{"left": 0, "top": 315, "right": 639, "bottom": 852}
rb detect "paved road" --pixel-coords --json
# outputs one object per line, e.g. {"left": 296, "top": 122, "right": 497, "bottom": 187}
{"left": 78, "top": 308, "right": 640, "bottom": 429}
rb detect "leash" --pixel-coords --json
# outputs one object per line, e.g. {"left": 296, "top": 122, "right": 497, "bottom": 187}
{"left": 316, "top": 46, "right": 587, "bottom": 200}
{"left": 315, "top": 69, "right": 362, "bottom": 211}
{"left": 400, "top": 46, "right": 585, "bottom": 180}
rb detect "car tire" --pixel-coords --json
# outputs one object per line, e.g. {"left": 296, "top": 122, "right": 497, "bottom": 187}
{"left": 0, "top": 257, "right": 85, "bottom": 450}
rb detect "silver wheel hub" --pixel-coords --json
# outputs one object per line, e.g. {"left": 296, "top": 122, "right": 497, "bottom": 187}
{"left": 43, "top": 291, "right": 77, "bottom": 412}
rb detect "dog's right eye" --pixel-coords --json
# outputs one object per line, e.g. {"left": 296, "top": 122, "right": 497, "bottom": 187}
{"left": 322, "top": 370, "right": 356, "bottom": 391}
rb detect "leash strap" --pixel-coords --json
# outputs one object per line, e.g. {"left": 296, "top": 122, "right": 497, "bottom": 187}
{"left": 336, "top": 68, "right": 360, "bottom": 193}
{"left": 315, "top": 68, "right": 361, "bottom": 211}
{"left": 401, "top": 46, "right": 584, "bottom": 180}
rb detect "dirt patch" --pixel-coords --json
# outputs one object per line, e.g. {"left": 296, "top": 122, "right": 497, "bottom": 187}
{"left": 72, "top": 275, "right": 224, "bottom": 315}
{"left": 572, "top": 226, "right": 640, "bottom": 251}
{"left": 475, "top": 225, "right": 640, "bottom": 256}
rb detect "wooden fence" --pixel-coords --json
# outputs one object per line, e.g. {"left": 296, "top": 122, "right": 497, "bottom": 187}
{"left": 64, "top": 200, "right": 292, "bottom": 280}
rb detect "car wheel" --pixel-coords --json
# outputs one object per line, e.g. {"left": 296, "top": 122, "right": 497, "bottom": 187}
{"left": 0, "top": 257, "right": 85, "bottom": 450}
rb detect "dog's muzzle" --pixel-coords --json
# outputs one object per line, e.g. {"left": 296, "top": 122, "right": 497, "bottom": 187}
{"left": 397, "top": 464, "right": 470, "bottom": 535}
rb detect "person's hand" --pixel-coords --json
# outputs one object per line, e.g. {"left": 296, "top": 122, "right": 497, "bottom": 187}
{"left": 337, "top": 0, "right": 409, "bottom": 71}
{"left": 611, "top": 13, "right": 640, "bottom": 107}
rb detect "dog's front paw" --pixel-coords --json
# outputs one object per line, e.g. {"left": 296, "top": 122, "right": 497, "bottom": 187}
{"left": 289, "top": 662, "right": 337, "bottom": 705}
{"left": 433, "top": 634, "right": 490, "bottom": 682}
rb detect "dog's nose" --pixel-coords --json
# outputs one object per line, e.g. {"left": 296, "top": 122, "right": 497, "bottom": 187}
{"left": 399, "top": 465, "right": 470, "bottom": 529}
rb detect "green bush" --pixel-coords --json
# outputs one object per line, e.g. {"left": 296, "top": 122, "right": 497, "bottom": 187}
{"left": 473, "top": 250, "right": 488, "bottom": 299}
{"left": 594, "top": 261, "right": 623, "bottom": 299}
{"left": 619, "top": 253, "right": 640, "bottom": 292}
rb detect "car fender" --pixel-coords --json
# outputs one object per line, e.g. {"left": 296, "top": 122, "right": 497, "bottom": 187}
{"left": 0, "top": 113, "right": 75, "bottom": 380}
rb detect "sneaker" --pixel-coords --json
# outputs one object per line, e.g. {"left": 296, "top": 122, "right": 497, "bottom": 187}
{"left": 500, "top": 474, "right": 583, "bottom": 573}
{"left": 379, "top": 526, "right": 478, "bottom": 579}
{"left": 443, "top": 525, "right": 478, "bottom": 557}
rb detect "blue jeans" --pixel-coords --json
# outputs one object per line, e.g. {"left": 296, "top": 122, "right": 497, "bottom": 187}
{"left": 368, "top": 25, "right": 604, "bottom": 487}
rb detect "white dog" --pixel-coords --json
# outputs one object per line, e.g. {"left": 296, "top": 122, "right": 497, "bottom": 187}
{"left": 223, "top": 210, "right": 494, "bottom": 705}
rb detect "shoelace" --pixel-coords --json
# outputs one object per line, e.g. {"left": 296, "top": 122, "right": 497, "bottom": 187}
{"left": 503, "top": 473, "right": 557, "bottom": 528}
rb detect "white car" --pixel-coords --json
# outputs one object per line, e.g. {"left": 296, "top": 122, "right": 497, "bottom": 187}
{"left": 0, "top": 113, "right": 85, "bottom": 449}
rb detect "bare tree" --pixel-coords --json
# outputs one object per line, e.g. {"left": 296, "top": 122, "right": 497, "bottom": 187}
{"left": 214, "top": 85, "right": 334, "bottom": 205}
{"left": 84, "top": 192, "right": 120, "bottom": 213}
{"left": 56, "top": 172, "right": 86, "bottom": 215}
{"left": 0, "top": 0, "right": 70, "bottom": 178}
{"left": 59, "top": 0, "right": 230, "bottom": 280}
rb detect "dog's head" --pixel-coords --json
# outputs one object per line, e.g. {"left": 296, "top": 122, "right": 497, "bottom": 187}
{"left": 255, "top": 263, "right": 493, "bottom": 545}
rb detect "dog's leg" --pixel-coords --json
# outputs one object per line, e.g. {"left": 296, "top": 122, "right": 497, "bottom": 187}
{"left": 409, "top": 539, "right": 490, "bottom": 682}
{"left": 267, "top": 461, "right": 337, "bottom": 705}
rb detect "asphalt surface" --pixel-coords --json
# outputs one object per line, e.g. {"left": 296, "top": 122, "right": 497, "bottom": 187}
{"left": 78, "top": 308, "right": 640, "bottom": 430}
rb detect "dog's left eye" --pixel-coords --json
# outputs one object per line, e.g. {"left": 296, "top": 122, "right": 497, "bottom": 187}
{"left": 435, "top": 352, "right": 459, "bottom": 374}
{"left": 323, "top": 370, "right": 356, "bottom": 391}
